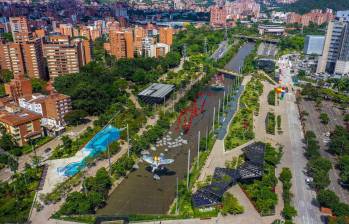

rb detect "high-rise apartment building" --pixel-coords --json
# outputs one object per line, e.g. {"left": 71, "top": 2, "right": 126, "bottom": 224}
{"left": 0, "top": 39, "right": 46, "bottom": 79}
{"left": 72, "top": 39, "right": 93, "bottom": 66}
{"left": 155, "top": 43, "right": 170, "bottom": 57}
{"left": 44, "top": 44, "right": 80, "bottom": 79}
{"left": 9, "top": 16, "right": 32, "bottom": 43}
{"left": 133, "top": 26, "right": 145, "bottom": 56}
{"left": 21, "top": 38, "right": 46, "bottom": 79}
{"left": 58, "top": 24, "right": 74, "bottom": 37}
{"left": 159, "top": 27, "right": 173, "bottom": 46}
{"left": 108, "top": 30, "right": 134, "bottom": 59}
{"left": 317, "top": 19, "right": 349, "bottom": 75}
{"left": 142, "top": 36, "right": 156, "bottom": 57}
{"left": 0, "top": 42, "right": 25, "bottom": 76}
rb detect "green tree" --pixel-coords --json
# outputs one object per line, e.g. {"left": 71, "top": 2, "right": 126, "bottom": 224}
{"left": 282, "top": 204, "right": 297, "bottom": 220}
{"left": 0, "top": 69, "right": 13, "bottom": 83}
{"left": 339, "top": 155, "right": 349, "bottom": 185}
{"left": 329, "top": 126, "right": 349, "bottom": 155}
{"left": 1, "top": 33, "right": 13, "bottom": 42}
{"left": 64, "top": 110, "right": 88, "bottom": 126}
{"left": 319, "top": 113, "right": 329, "bottom": 124}
{"left": 0, "top": 133, "right": 17, "bottom": 152}
{"left": 61, "top": 136, "right": 72, "bottom": 149}
{"left": 317, "top": 189, "right": 339, "bottom": 208}
{"left": 344, "top": 114, "right": 349, "bottom": 123}
{"left": 279, "top": 167, "right": 292, "bottom": 183}
{"left": 31, "top": 78, "right": 47, "bottom": 93}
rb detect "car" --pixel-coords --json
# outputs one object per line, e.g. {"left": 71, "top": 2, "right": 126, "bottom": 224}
{"left": 325, "top": 132, "right": 330, "bottom": 137}
{"left": 44, "top": 147, "right": 51, "bottom": 153}
{"left": 306, "top": 177, "right": 313, "bottom": 185}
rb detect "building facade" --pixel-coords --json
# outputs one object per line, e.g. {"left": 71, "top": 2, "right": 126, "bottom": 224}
{"left": 159, "top": 27, "right": 173, "bottom": 46}
{"left": 4, "top": 75, "right": 32, "bottom": 102}
{"left": 0, "top": 104, "right": 42, "bottom": 146}
{"left": 9, "top": 16, "right": 32, "bottom": 43}
{"left": 317, "top": 19, "right": 349, "bottom": 75}
{"left": 44, "top": 44, "right": 80, "bottom": 79}
{"left": 108, "top": 30, "right": 134, "bottom": 59}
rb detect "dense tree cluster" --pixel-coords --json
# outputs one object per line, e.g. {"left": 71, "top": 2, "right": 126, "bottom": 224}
{"left": 59, "top": 168, "right": 111, "bottom": 215}
{"left": 278, "top": 35, "right": 304, "bottom": 52}
{"left": 54, "top": 63, "right": 129, "bottom": 115}
{"left": 301, "top": 83, "right": 349, "bottom": 106}
{"left": 279, "top": 0, "right": 349, "bottom": 14}
{"left": 304, "top": 131, "right": 332, "bottom": 190}
{"left": 317, "top": 189, "right": 349, "bottom": 217}
{"left": 279, "top": 167, "right": 297, "bottom": 222}
{"left": 0, "top": 166, "right": 42, "bottom": 223}
{"left": 329, "top": 126, "right": 349, "bottom": 156}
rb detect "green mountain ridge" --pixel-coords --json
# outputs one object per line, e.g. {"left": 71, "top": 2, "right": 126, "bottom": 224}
{"left": 280, "top": 0, "right": 349, "bottom": 14}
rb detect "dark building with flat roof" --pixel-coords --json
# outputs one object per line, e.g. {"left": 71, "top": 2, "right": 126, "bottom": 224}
{"left": 138, "top": 83, "right": 175, "bottom": 104}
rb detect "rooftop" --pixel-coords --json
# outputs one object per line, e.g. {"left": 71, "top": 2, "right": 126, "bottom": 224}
{"left": 138, "top": 83, "right": 175, "bottom": 104}
{"left": 0, "top": 108, "right": 42, "bottom": 126}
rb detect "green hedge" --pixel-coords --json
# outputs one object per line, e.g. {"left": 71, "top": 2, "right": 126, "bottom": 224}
{"left": 266, "top": 112, "right": 276, "bottom": 135}
{"left": 279, "top": 168, "right": 297, "bottom": 221}
{"left": 268, "top": 90, "right": 276, "bottom": 106}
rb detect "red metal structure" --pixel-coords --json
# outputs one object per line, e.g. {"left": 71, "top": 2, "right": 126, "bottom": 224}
{"left": 176, "top": 92, "right": 211, "bottom": 134}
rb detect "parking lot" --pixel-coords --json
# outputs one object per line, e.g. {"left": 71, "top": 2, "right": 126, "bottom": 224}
{"left": 299, "top": 99, "right": 349, "bottom": 203}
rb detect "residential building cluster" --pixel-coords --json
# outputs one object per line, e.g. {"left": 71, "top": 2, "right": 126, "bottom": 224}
{"left": 286, "top": 9, "right": 334, "bottom": 27}
{"left": 210, "top": 0, "right": 260, "bottom": 27}
{"left": 0, "top": 75, "right": 71, "bottom": 146}
{"left": 0, "top": 16, "right": 93, "bottom": 81}
{"left": 104, "top": 25, "right": 173, "bottom": 59}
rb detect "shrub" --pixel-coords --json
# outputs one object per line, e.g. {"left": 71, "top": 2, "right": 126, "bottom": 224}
{"left": 266, "top": 112, "right": 276, "bottom": 135}
{"left": 320, "top": 113, "right": 329, "bottom": 124}
{"left": 277, "top": 115, "right": 281, "bottom": 131}
{"left": 221, "top": 192, "right": 244, "bottom": 215}
{"left": 268, "top": 90, "right": 276, "bottom": 106}
{"left": 282, "top": 204, "right": 297, "bottom": 220}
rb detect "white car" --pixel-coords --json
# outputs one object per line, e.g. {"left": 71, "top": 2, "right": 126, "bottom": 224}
{"left": 306, "top": 178, "right": 313, "bottom": 185}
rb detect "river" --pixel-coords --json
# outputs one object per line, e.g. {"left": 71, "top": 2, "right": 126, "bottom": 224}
{"left": 97, "top": 42, "right": 255, "bottom": 215}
